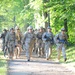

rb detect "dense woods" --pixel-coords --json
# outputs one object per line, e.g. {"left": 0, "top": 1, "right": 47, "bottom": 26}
{"left": 0, "top": 0, "right": 75, "bottom": 43}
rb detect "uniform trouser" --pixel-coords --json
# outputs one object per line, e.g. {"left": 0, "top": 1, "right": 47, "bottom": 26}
{"left": 8, "top": 42, "right": 15, "bottom": 58}
{"left": 2, "top": 42, "right": 5, "bottom": 51}
{"left": 45, "top": 42, "right": 52, "bottom": 59}
{"left": 25, "top": 43, "right": 33, "bottom": 60}
{"left": 56, "top": 43, "right": 66, "bottom": 60}
{"left": 4, "top": 46, "right": 9, "bottom": 56}
{"left": 2, "top": 42, "right": 6, "bottom": 56}
{"left": 36, "top": 40, "right": 44, "bottom": 56}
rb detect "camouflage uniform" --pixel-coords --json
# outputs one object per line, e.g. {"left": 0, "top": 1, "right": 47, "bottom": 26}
{"left": 36, "top": 27, "right": 44, "bottom": 57}
{"left": 0, "top": 29, "right": 7, "bottom": 52}
{"left": 14, "top": 26, "right": 23, "bottom": 58}
{"left": 42, "top": 27, "right": 54, "bottom": 60}
{"left": 5, "top": 28, "right": 16, "bottom": 59}
{"left": 15, "top": 26, "right": 22, "bottom": 45}
{"left": 54, "top": 28, "right": 67, "bottom": 62}
{"left": 23, "top": 26, "right": 35, "bottom": 61}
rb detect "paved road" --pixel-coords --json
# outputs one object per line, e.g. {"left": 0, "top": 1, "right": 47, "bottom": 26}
{"left": 7, "top": 54, "right": 75, "bottom": 75}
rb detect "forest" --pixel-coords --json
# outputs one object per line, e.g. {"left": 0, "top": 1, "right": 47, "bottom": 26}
{"left": 0, "top": 0, "right": 75, "bottom": 43}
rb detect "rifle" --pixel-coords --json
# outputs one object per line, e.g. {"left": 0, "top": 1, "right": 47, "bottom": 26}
{"left": 44, "top": 35, "right": 54, "bottom": 44}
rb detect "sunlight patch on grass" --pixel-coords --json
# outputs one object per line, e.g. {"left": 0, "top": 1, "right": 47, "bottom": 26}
{"left": 0, "top": 51, "right": 7, "bottom": 75}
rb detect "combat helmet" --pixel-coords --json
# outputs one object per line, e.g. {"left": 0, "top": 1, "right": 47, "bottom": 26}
{"left": 61, "top": 28, "right": 65, "bottom": 31}
{"left": 47, "top": 26, "right": 52, "bottom": 30}
{"left": 15, "top": 26, "right": 20, "bottom": 30}
{"left": 27, "top": 26, "right": 33, "bottom": 30}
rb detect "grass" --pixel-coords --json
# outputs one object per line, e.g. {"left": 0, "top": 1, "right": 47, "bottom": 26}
{"left": 0, "top": 50, "right": 7, "bottom": 75}
{"left": 52, "top": 45, "right": 75, "bottom": 63}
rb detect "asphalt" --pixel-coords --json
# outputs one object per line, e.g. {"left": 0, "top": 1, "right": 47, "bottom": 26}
{"left": 7, "top": 53, "right": 75, "bottom": 75}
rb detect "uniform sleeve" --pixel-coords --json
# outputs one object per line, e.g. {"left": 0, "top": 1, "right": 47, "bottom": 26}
{"left": 54, "top": 34, "right": 59, "bottom": 44}
{"left": 0, "top": 34, "right": 3, "bottom": 38}
{"left": 34, "top": 33, "right": 36, "bottom": 39}
{"left": 51, "top": 32, "right": 54, "bottom": 39}
{"left": 5, "top": 32, "right": 9, "bottom": 45}
{"left": 51, "top": 32, "right": 54, "bottom": 42}
{"left": 36, "top": 32, "right": 38, "bottom": 38}
{"left": 42, "top": 32, "right": 46, "bottom": 41}
{"left": 22, "top": 32, "right": 27, "bottom": 44}
{"left": 64, "top": 33, "right": 68, "bottom": 41}
{"left": 35, "top": 32, "right": 39, "bottom": 42}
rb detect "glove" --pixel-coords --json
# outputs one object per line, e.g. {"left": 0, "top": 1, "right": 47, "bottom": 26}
{"left": 23, "top": 42, "right": 25, "bottom": 44}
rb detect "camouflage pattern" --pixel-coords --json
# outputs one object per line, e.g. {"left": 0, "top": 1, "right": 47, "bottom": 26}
{"left": 23, "top": 27, "right": 35, "bottom": 61}
{"left": 54, "top": 30, "right": 68, "bottom": 61}
{"left": 42, "top": 31, "right": 54, "bottom": 60}
{"left": 36, "top": 28, "right": 44, "bottom": 57}
{"left": 14, "top": 27, "right": 23, "bottom": 58}
{"left": 0, "top": 29, "right": 7, "bottom": 52}
{"left": 5, "top": 28, "right": 16, "bottom": 59}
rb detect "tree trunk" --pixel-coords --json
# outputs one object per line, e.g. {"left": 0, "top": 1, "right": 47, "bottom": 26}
{"left": 43, "top": 0, "right": 50, "bottom": 29}
{"left": 64, "top": 18, "right": 69, "bottom": 37}
{"left": 44, "top": 12, "right": 48, "bottom": 29}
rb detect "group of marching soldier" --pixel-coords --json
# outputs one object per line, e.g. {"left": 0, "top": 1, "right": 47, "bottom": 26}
{"left": 0, "top": 25, "right": 68, "bottom": 62}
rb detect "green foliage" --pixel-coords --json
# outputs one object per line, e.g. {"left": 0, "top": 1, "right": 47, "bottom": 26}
{"left": 0, "top": 0, "right": 75, "bottom": 43}
{"left": 0, "top": 51, "right": 7, "bottom": 75}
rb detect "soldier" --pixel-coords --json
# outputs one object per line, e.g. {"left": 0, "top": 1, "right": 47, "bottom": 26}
{"left": 23, "top": 26, "right": 35, "bottom": 61}
{"left": 0, "top": 29, "right": 7, "bottom": 52}
{"left": 42, "top": 26, "right": 54, "bottom": 60}
{"left": 5, "top": 28, "right": 16, "bottom": 60}
{"left": 36, "top": 27, "right": 44, "bottom": 57}
{"left": 54, "top": 28, "right": 68, "bottom": 62}
{"left": 14, "top": 26, "right": 23, "bottom": 58}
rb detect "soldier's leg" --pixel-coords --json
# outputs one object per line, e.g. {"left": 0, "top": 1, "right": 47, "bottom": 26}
{"left": 4, "top": 46, "right": 9, "bottom": 57}
{"left": 7, "top": 46, "right": 10, "bottom": 59}
{"left": 18, "top": 44, "right": 22, "bottom": 54}
{"left": 16, "top": 47, "right": 20, "bottom": 58}
{"left": 4, "top": 46, "right": 6, "bottom": 57}
{"left": 38, "top": 47, "right": 41, "bottom": 57}
{"left": 49, "top": 45, "right": 52, "bottom": 58}
{"left": 57, "top": 49, "right": 61, "bottom": 60}
{"left": 37, "top": 42, "right": 41, "bottom": 57}
{"left": 42, "top": 43, "right": 45, "bottom": 56}
{"left": 40, "top": 42, "right": 44, "bottom": 57}
{"left": 2, "top": 42, "right": 5, "bottom": 51}
{"left": 8, "top": 45, "right": 12, "bottom": 59}
{"left": 29, "top": 44, "right": 34, "bottom": 58}
{"left": 46, "top": 42, "right": 51, "bottom": 60}
{"left": 45, "top": 42, "right": 49, "bottom": 59}
{"left": 62, "top": 45, "right": 67, "bottom": 61}
{"left": 10, "top": 46, "right": 14, "bottom": 59}
{"left": 14, "top": 47, "right": 18, "bottom": 59}
{"left": 25, "top": 43, "right": 30, "bottom": 61}
{"left": 56, "top": 44, "right": 62, "bottom": 60}
{"left": 35, "top": 43, "right": 38, "bottom": 54}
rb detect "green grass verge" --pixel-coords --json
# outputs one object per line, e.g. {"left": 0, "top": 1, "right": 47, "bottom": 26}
{"left": 0, "top": 51, "right": 7, "bottom": 75}
{"left": 52, "top": 45, "right": 75, "bottom": 63}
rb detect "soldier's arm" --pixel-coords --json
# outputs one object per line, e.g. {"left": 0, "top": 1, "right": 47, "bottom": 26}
{"left": 42, "top": 32, "right": 47, "bottom": 41}
{"left": 22, "top": 32, "right": 27, "bottom": 44}
{"left": 35, "top": 33, "right": 39, "bottom": 42}
{"left": 51, "top": 32, "right": 54, "bottom": 42}
{"left": 54, "top": 34, "right": 59, "bottom": 44}
{"left": 0, "top": 33, "right": 3, "bottom": 38}
{"left": 5, "top": 32, "right": 9, "bottom": 46}
{"left": 64, "top": 34, "right": 68, "bottom": 43}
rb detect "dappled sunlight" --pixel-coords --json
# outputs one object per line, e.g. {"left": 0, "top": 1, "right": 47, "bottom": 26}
{"left": 0, "top": 51, "right": 7, "bottom": 75}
